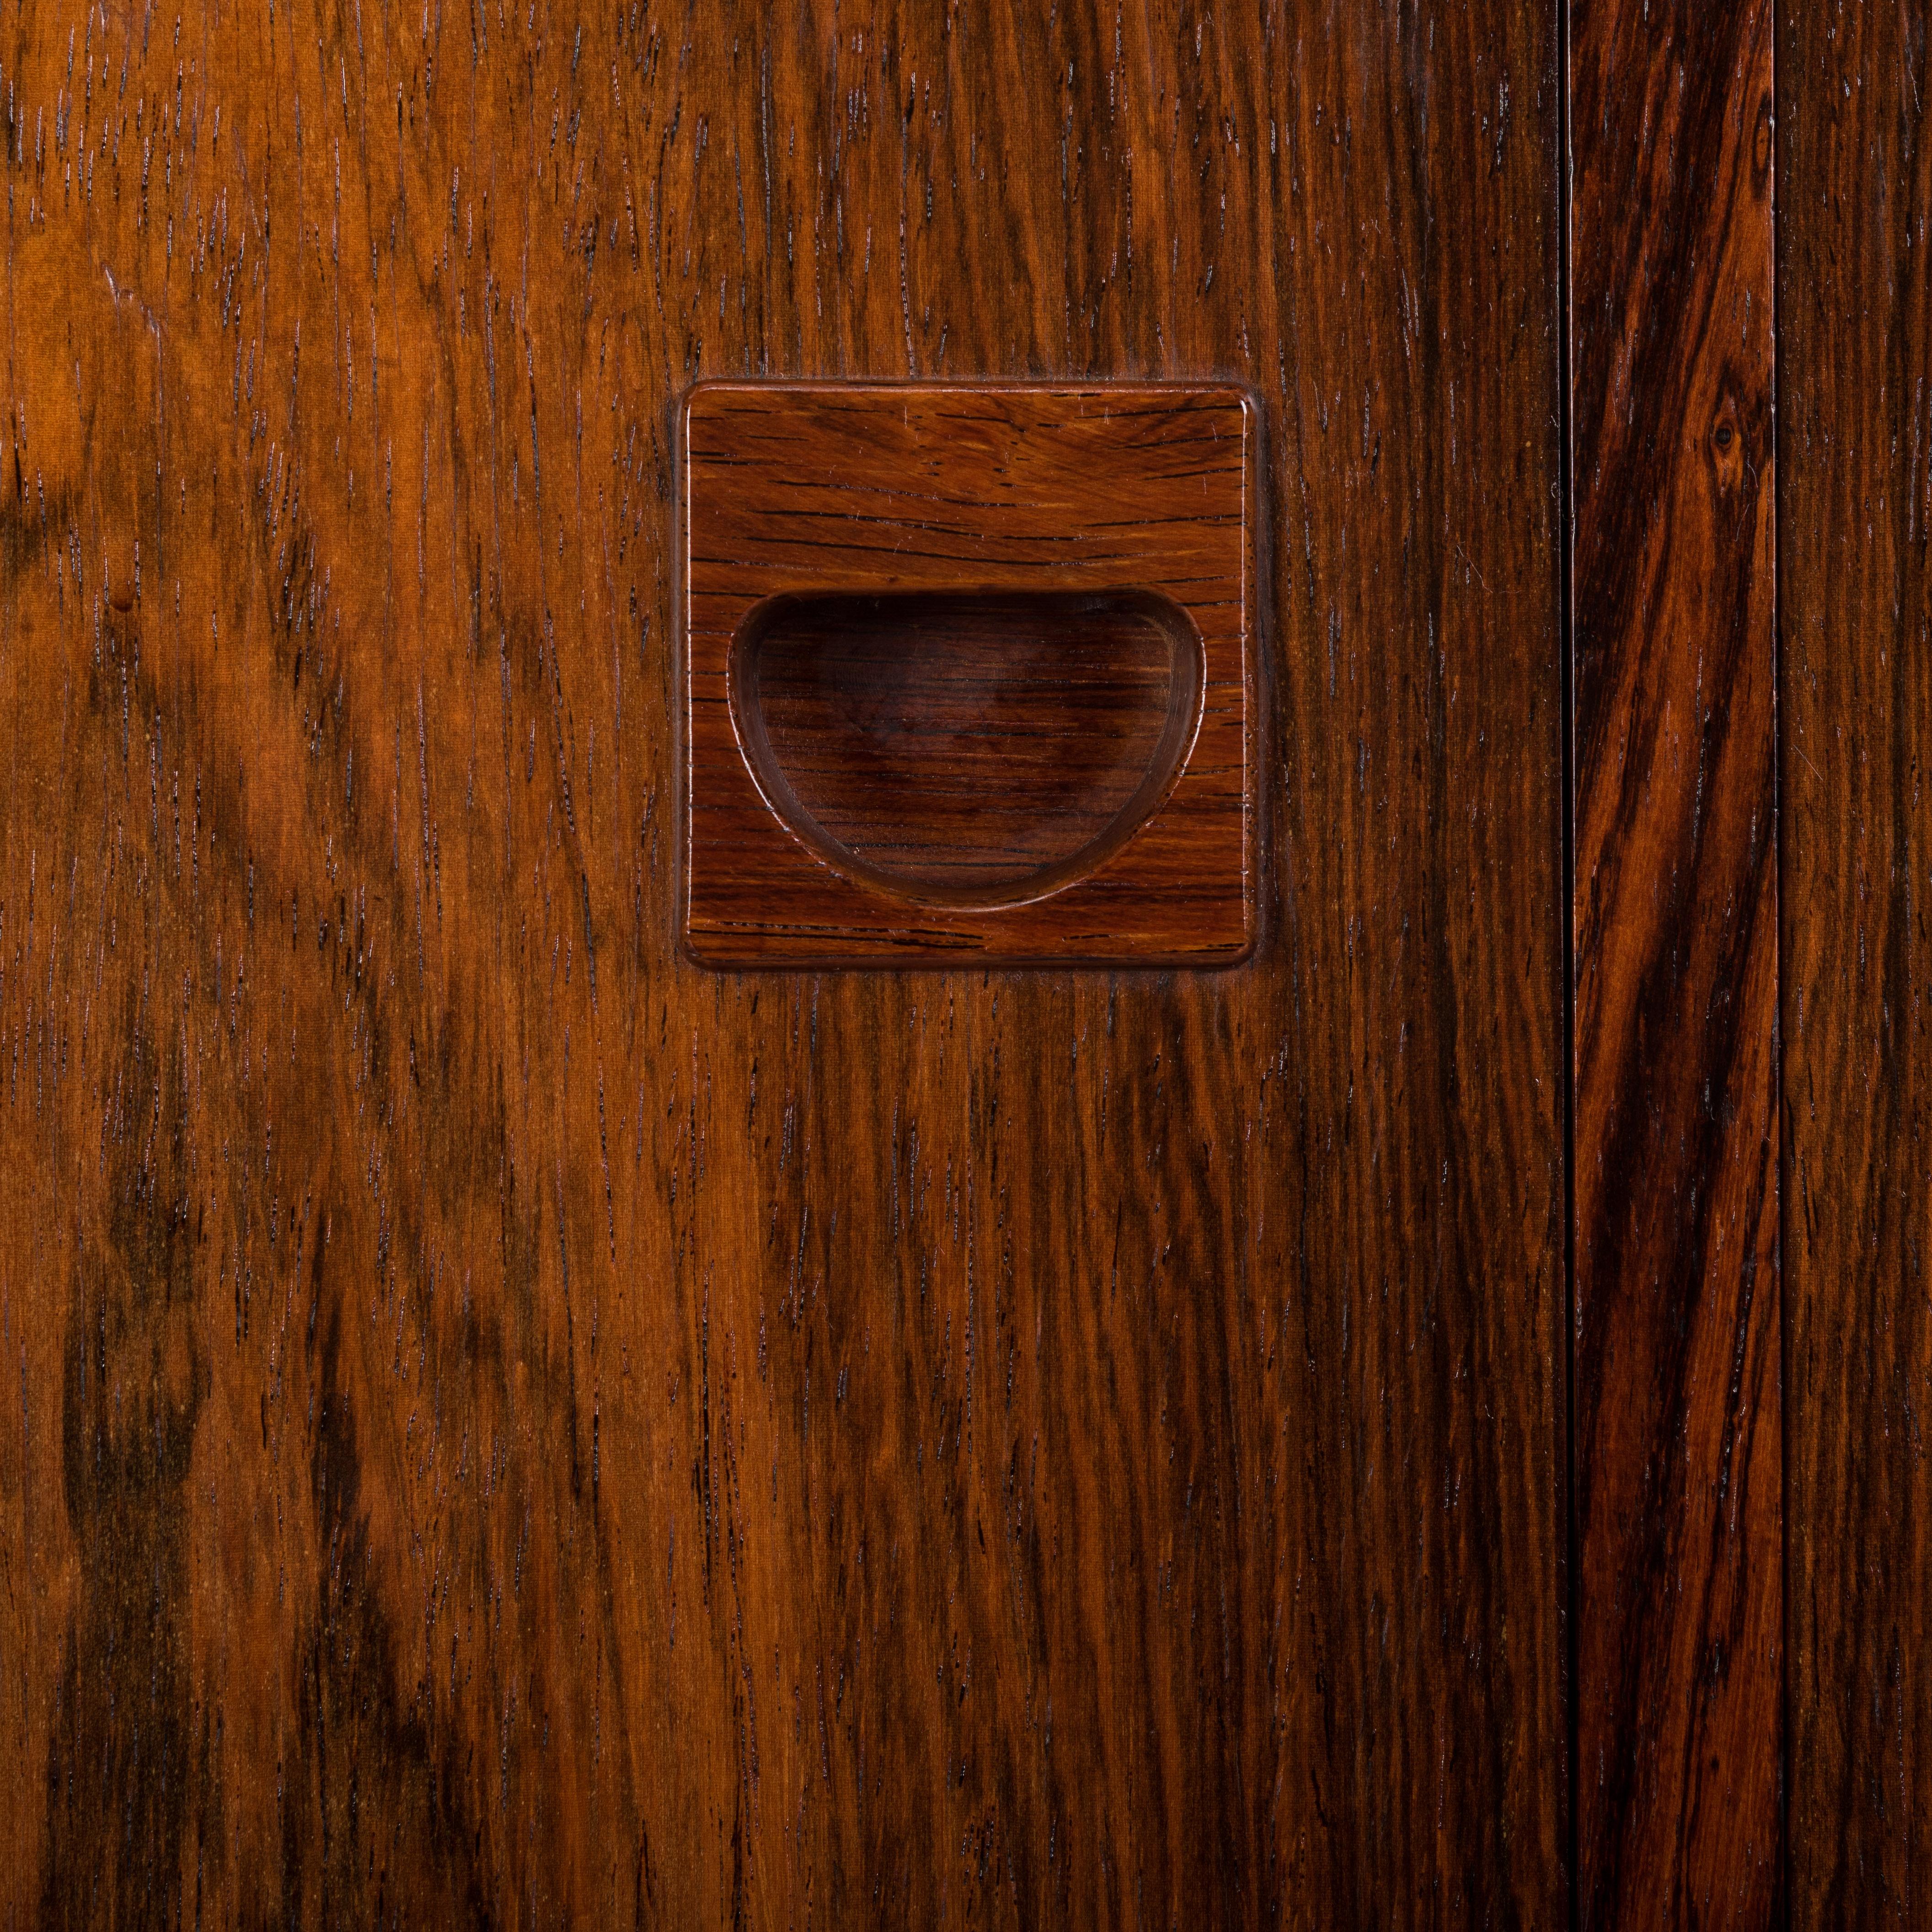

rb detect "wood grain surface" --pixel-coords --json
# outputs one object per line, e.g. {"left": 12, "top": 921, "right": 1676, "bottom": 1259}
{"left": 682, "top": 381, "right": 1253, "bottom": 967}
{"left": 1781, "top": 3, "right": 1932, "bottom": 1924}
{"left": 745, "top": 589, "right": 1191, "bottom": 896}
{"left": 1568, "top": 0, "right": 1782, "bottom": 1922}
{"left": 0, "top": 2, "right": 1565, "bottom": 1925}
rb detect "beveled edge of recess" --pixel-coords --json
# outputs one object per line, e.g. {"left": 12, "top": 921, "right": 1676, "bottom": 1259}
{"left": 677, "top": 379, "right": 1260, "bottom": 969}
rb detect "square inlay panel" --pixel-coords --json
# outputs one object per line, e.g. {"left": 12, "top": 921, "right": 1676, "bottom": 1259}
{"left": 679, "top": 381, "right": 1259, "bottom": 966}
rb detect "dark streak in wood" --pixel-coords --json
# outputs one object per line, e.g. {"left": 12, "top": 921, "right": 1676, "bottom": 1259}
{"left": 1568, "top": 0, "right": 1782, "bottom": 1921}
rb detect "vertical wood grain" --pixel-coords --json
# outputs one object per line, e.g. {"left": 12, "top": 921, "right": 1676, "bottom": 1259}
{"left": 1568, "top": 0, "right": 1782, "bottom": 1921}
{"left": 0, "top": 2, "right": 1565, "bottom": 1922}
{"left": 1781, "top": 4, "right": 1932, "bottom": 1924}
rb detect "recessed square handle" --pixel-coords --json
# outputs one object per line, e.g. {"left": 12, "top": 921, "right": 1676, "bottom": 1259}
{"left": 680, "top": 381, "right": 1259, "bottom": 967}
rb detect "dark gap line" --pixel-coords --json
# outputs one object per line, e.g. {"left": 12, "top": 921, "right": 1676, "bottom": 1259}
{"left": 1558, "top": 0, "right": 1580, "bottom": 1925}
{"left": 1771, "top": 2, "right": 1791, "bottom": 1920}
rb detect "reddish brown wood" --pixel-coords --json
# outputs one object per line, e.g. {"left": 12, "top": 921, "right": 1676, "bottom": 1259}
{"left": 1780, "top": 4, "right": 1932, "bottom": 1923}
{"left": 1568, "top": 0, "right": 1782, "bottom": 1921}
{"left": 0, "top": 3, "right": 1566, "bottom": 1922}
{"left": 680, "top": 382, "right": 1257, "bottom": 966}
{"left": 744, "top": 589, "right": 1195, "bottom": 896}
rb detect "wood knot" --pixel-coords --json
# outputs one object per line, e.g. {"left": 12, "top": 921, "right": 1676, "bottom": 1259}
{"left": 1710, "top": 398, "right": 1747, "bottom": 491}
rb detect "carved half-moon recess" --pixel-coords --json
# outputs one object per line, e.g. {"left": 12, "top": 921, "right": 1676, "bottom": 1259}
{"left": 728, "top": 588, "right": 1205, "bottom": 910}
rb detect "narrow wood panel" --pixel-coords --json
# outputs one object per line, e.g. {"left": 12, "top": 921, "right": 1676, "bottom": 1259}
{"left": 0, "top": 1, "right": 1565, "bottom": 1922}
{"left": 1781, "top": 5, "right": 1932, "bottom": 1923}
{"left": 1568, "top": 0, "right": 1782, "bottom": 1921}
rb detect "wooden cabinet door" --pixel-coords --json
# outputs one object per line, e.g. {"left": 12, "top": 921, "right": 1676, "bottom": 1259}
{"left": 13, "top": 0, "right": 1921, "bottom": 1926}
{"left": 0, "top": 6, "right": 1566, "bottom": 1921}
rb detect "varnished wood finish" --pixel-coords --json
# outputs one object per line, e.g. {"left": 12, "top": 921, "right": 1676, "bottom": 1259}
{"left": 1569, "top": 0, "right": 1782, "bottom": 1921}
{"left": 1781, "top": 5, "right": 1932, "bottom": 1923}
{"left": 682, "top": 382, "right": 1253, "bottom": 966}
{"left": 0, "top": 2, "right": 1565, "bottom": 1923}
{"left": 744, "top": 589, "right": 1193, "bottom": 899}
